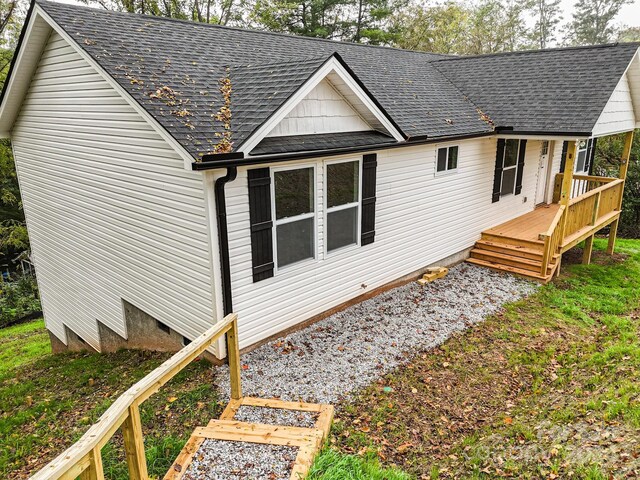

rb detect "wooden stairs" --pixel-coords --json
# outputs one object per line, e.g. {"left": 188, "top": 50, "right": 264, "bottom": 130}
{"left": 468, "top": 235, "right": 560, "bottom": 283}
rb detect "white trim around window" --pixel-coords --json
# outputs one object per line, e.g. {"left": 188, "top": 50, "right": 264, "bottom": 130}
{"left": 435, "top": 145, "right": 459, "bottom": 177}
{"left": 270, "top": 163, "right": 318, "bottom": 273}
{"left": 323, "top": 158, "right": 362, "bottom": 257}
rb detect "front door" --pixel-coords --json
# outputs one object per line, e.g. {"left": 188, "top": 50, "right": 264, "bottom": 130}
{"left": 535, "top": 141, "right": 551, "bottom": 205}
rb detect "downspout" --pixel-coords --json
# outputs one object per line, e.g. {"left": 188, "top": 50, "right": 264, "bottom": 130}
{"left": 214, "top": 167, "right": 237, "bottom": 316}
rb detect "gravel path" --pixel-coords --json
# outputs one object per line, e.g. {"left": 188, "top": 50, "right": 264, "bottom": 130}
{"left": 216, "top": 263, "right": 537, "bottom": 404}
{"left": 233, "top": 405, "right": 318, "bottom": 428}
{"left": 184, "top": 440, "right": 297, "bottom": 479}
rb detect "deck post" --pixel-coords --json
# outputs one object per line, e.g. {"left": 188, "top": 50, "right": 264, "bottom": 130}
{"left": 559, "top": 141, "right": 577, "bottom": 242}
{"left": 227, "top": 317, "right": 243, "bottom": 400}
{"left": 122, "top": 402, "right": 149, "bottom": 480}
{"left": 608, "top": 130, "right": 634, "bottom": 255}
{"left": 583, "top": 235, "right": 594, "bottom": 264}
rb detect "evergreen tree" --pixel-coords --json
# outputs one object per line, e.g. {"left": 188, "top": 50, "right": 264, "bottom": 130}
{"left": 530, "top": 0, "right": 562, "bottom": 48}
{"left": 566, "top": 0, "right": 631, "bottom": 45}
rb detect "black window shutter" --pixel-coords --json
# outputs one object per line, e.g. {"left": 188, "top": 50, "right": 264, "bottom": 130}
{"left": 588, "top": 138, "right": 597, "bottom": 175}
{"left": 559, "top": 141, "right": 568, "bottom": 173}
{"left": 248, "top": 168, "right": 274, "bottom": 282}
{"left": 361, "top": 154, "right": 377, "bottom": 246}
{"left": 492, "top": 139, "right": 506, "bottom": 203}
{"left": 514, "top": 139, "right": 527, "bottom": 195}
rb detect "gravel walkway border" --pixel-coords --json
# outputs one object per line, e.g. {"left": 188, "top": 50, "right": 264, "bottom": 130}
{"left": 215, "top": 263, "right": 537, "bottom": 405}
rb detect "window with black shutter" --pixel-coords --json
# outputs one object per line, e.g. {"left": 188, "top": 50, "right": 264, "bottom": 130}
{"left": 361, "top": 154, "right": 377, "bottom": 246}
{"left": 248, "top": 168, "right": 274, "bottom": 282}
{"left": 492, "top": 139, "right": 527, "bottom": 201}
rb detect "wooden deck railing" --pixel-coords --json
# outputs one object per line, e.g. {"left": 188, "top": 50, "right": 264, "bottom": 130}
{"left": 30, "top": 313, "right": 241, "bottom": 480}
{"left": 552, "top": 173, "right": 618, "bottom": 202}
{"left": 539, "top": 205, "right": 566, "bottom": 277}
{"left": 562, "top": 178, "right": 624, "bottom": 247}
{"left": 541, "top": 174, "right": 624, "bottom": 276}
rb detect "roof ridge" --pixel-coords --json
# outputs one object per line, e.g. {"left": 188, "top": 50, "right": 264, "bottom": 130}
{"left": 36, "top": 0, "right": 453, "bottom": 59}
{"left": 433, "top": 42, "right": 640, "bottom": 62}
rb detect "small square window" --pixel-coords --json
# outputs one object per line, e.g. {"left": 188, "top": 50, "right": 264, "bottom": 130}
{"left": 436, "top": 146, "right": 459, "bottom": 173}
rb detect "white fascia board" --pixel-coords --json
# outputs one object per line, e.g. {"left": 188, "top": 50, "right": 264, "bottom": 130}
{"left": 0, "top": 9, "right": 48, "bottom": 138}
{"left": 34, "top": 5, "right": 197, "bottom": 170}
{"left": 238, "top": 57, "right": 404, "bottom": 155}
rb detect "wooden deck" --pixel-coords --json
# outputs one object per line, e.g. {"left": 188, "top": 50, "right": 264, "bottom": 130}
{"left": 483, "top": 204, "right": 560, "bottom": 245}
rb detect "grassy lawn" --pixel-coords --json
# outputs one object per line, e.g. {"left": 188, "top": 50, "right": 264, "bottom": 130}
{"left": 320, "top": 238, "right": 640, "bottom": 479}
{"left": 2, "top": 238, "right": 639, "bottom": 479}
{"left": 0, "top": 322, "right": 221, "bottom": 479}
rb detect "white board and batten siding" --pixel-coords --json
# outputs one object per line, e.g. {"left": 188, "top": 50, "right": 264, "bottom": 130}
{"left": 11, "top": 31, "right": 216, "bottom": 350}
{"left": 266, "top": 78, "right": 372, "bottom": 137}
{"left": 224, "top": 137, "right": 544, "bottom": 349}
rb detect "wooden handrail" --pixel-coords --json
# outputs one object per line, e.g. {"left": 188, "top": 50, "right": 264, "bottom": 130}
{"left": 568, "top": 178, "right": 624, "bottom": 206}
{"left": 540, "top": 204, "right": 566, "bottom": 239}
{"left": 539, "top": 205, "right": 566, "bottom": 277}
{"left": 30, "top": 313, "right": 240, "bottom": 480}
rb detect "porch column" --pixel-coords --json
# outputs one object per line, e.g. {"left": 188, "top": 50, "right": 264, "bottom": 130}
{"left": 607, "top": 130, "right": 634, "bottom": 255}
{"left": 559, "top": 140, "right": 577, "bottom": 233}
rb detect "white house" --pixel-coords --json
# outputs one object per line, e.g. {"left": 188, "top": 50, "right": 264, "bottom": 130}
{"left": 1, "top": 0, "right": 639, "bottom": 356}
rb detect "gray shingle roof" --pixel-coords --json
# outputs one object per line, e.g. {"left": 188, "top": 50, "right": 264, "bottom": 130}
{"left": 432, "top": 44, "right": 640, "bottom": 135}
{"left": 32, "top": 1, "right": 640, "bottom": 160}
{"left": 251, "top": 130, "right": 396, "bottom": 155}
{"left": 36, "top": 0, "right": 492, "bottom": 158}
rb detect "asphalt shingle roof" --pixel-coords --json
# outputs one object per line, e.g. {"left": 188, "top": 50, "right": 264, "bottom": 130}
{"left": 432, "top": 44, "right": 640, "bottom": 135}
{"left": 33, "top": 1, "right": 640, "bottom": 159}
{"left": 36, "top": 0, "right": 491, "bottom": 158}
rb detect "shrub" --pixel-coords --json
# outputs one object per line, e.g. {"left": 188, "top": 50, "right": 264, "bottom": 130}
{"left": 0, "top": 274, "right": 41, "bottom": 328}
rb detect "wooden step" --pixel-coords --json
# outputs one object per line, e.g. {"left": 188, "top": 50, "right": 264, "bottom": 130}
{"left": 467, "top": 257, "right": 555, "bottom": 283}
{"left": 480, "top": 232, "right": 545, "bottom": 249}
{"left": 475, "top": 239, "right": 547, "bottom": 261}
{"left": 470, "top": 248, "right": 555, "bottom": 275}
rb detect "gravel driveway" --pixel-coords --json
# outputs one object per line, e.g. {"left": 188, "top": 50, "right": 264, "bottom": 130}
{"left": 215, "top": 263, "right": 537, "bottom": 405}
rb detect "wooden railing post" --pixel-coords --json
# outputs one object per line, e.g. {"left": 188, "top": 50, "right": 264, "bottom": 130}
{"left": 80, "top": 448, "right": 104, "bottom": 480}
{"left": 227, "top": 318, "right": 243, "bottom": 400}
{"left": 559, "top": 141, "right": 577, "bottom": 243}
{"left": 122, "top": 402, "right": 148, "bottom": 480}
{"left": 609, "top": 130, "right": 634, "bottom": 255}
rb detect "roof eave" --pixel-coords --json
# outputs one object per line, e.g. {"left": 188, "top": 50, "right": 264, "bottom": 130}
{"left": 193, "top": 130, "right": 495, "bottom": 170}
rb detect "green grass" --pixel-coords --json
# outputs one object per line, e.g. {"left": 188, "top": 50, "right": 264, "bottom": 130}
{"left": 3, "top": 238, "right": 640, "bottom": 479}
{"left": 308, "top": 448, "right": 411, "bottom": 480}
{"left": 328, "top": 238, "right": 640, "bottom": 479}
{"left": 0, "top": 323, "right": 220, "bottom": 479}
{"left": 0, "top": 319, "right": 49, "bottom": 376}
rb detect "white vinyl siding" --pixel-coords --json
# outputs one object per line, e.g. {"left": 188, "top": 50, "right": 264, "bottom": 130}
{"left": 11, "top": 31, "right": 215, "bottom": 349}
{"left": 592, "top": 74, "right": 637, "bottom": 136}
{"left": 223, "top": 137, "right": 542, "bottom": 349}
{"left": 266, "top": 78, "right": 372, "bottom": 137}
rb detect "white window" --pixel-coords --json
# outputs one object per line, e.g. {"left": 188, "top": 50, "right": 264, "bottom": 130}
{"left": 436, "top": 146, "right": 459, "bottom": 174}
{"left": 501, "top": 139, "right": 521, "bottom": 196}
{"left": 325, "top": 159, "right": 360, "bottom": 252}
{"left": 575, "top": 138, "right": 593, "bottom": 174}
{"left": 272, "top": 165, "right": 316, "bottom": 269}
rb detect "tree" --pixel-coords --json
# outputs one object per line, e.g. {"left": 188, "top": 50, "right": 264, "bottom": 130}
{"left": 0, "top": 0, "right": 29, "bottom": 268}
{"left": 250, "top": 0, "right": 350, "bottom": 39}
{"left": 392, "top": 2, "right": 470, "bottom": 54}
{"left": 344, "top": 0, "right": 404, "bottom": 44}
{"left": 565, "top": 0, "right": 632, "bottom": 45}
{"left": 79, "top": 0, "right": 245, "bottom": 25}
{"left": 530, "top": 0, "right": 562, "bottom": 48}
{"left": 617, "top": 25, "right": 640, "bottom": 42}
{"left": 594, "top": 130, "right": 640, "bottom": 237}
